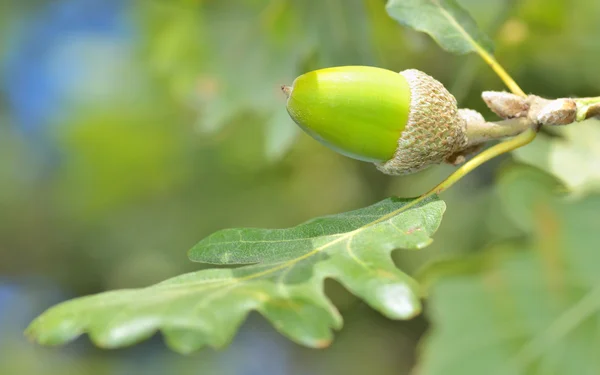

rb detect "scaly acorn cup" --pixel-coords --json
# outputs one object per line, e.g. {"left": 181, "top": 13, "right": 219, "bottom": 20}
{"left": 282, "top": 66, "right": 517, "bottom": 175}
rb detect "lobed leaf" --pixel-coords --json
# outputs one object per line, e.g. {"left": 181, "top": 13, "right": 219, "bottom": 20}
{"left": 27, "top": 196, "right": 445, "bottom": 353}
{"left": 386, "top": 0, "right": 494, "bottom": 55}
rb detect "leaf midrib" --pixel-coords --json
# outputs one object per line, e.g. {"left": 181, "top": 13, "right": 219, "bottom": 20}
{"left": 41, "top": 198, "right": 433, "bottom": 313}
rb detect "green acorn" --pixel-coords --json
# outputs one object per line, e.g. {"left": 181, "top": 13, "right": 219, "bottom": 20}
{"left": 283, "top": 66, "right": 488, "bottom": 175}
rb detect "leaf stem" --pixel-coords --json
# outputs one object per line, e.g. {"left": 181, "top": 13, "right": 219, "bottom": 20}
{"left": 450, "top": 0, "right": 520, "bottom": 101}
{"left": 473, "top": 45, "right": 526, "bottom": 98}
{"left": 387, "top": 128, "right": 536, "bottom": 218}
{"left": 429, "top": 128, "right": 537, "bottom": 195}
{"left": 433, "top": 1, "right": 526, "bottom": 97}
{"left": 407, "top": 127, "right": 535, "bottom": 207}
{"left": 390, "top": 128, "right": 537, "bottom": 217}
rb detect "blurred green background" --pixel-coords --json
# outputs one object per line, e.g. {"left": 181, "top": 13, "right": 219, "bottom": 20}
{"left": 2, "top": 0, "right": 600, "bottom": 374}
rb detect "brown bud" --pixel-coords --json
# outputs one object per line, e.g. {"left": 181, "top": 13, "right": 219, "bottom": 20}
{"left": 482, "top": 91, "right": 529, "bottom": 119}
{"left": 535, "top": 98, "right": 577, "bottom": 126}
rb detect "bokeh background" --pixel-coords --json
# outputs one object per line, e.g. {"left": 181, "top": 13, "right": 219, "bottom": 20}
{"left": 2, "top": 0, "right": 600, "bottom": 374}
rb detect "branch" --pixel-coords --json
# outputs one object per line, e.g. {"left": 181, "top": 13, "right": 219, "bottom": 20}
{"left": 482, "top": 91, "right": 600, "bottom": 126}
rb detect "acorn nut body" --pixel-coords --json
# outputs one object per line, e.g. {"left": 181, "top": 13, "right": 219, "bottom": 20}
{"left": 283, "top": 66, "right": 471, "bottom": 175}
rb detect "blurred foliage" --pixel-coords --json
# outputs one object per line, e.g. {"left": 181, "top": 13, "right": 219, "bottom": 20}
{"left": 1, "top": 0, "right": 600, "bottom": 374}
{"left": 514, "top": 119, "right": 600, "bottom": 197}
{"left": 419, "top": 165, "right": 600, "bottom": 375}
{"left": 137, "top": 0, "right": 380, "bottom": 158}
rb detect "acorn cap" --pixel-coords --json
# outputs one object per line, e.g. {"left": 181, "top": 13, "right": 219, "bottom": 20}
{"left": 375, "top": 69, "right": 468, "bottom": 175}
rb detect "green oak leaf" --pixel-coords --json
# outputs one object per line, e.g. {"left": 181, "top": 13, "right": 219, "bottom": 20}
{"left": 26, "top": 196, "right": 445, "bottom": 353}
{"left": 386, "top": 0, "right": 494, "bottom": 55}
{"left": 513, "top": 118, "right": 600, "bottom": 197}
{"left": 418, "top": 165, "right": 600, "bottom": 375}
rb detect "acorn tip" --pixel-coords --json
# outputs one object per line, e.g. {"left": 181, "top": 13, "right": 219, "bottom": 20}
{"left": 281, "top": 85, "right": 292, "bottom": 98}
